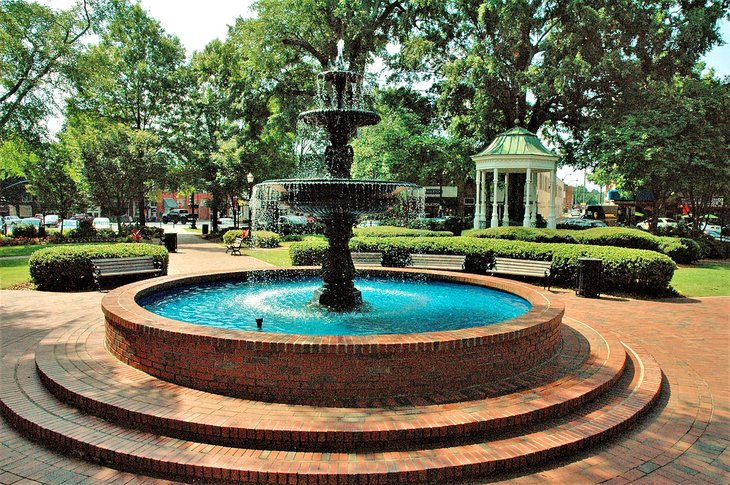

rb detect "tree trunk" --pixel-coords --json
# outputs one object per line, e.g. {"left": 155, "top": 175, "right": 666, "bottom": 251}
{"left": 138, "top": 194, "right": 146, "bottom": 227}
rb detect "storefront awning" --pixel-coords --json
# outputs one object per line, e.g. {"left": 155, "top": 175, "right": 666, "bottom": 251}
{"left": 163, "top": 198, "right": 177, "bottom": 209}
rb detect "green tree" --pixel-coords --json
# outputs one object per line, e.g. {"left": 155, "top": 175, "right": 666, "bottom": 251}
{"left": 69, "top": 0, "right": 185, "bottom": 224}
{"left": 75, "top": 121, "right": 164, "bottom": 223}
{"left": 24, "top": 142, "right": 84, "bottom": 226}
{"left": 0, "top": 0, "right": 96, "bottom": 140}
{"left": 578, "top": 72, "right": 730, "bottom": 232}
{"left": 254, "top": 0, "right": 406, "bottom": 72}
{"left": 399, "top": 0, "right": 727, "bottom": 141}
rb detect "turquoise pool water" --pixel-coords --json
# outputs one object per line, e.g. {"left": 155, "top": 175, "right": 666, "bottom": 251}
{"left": 139, "top": 276, "right": 531, "bottom": 336}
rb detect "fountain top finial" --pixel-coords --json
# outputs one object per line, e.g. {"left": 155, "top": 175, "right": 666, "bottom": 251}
{"left": 335, "top": 39, "right": 346, "bottom": 69}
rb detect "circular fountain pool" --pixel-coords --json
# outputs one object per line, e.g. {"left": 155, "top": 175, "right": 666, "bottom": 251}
{"left": 138, "top": 276, "right": 531, "bottom": 336}
{"left": 103, "top": 269, "right": 564, "bottom": 406}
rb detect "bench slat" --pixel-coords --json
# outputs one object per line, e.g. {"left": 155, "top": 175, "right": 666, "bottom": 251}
{"left": 409, "top": 254, "right": 465, "bottom": 271}
{"left": 91, "top": 257, "right": 161, "bottom": 288}
{"left": 351, "top": 252, "right": 382, "bottom": 266}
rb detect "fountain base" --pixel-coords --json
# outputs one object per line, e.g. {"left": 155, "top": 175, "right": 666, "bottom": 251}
{"left": 313, "top": 285, "right": 363, "bottom": 310}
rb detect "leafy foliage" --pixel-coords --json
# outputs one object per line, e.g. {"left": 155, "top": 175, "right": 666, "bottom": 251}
{"left": 463, "top": 226, "right": 701, "bottom": 263}
{"left": 352, "top": 225, "right": 452, "bottom": 237}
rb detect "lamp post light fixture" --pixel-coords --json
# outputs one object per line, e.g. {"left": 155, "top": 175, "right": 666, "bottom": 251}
{"left": 246, "top": 172, "right": 254, "bottom": 230}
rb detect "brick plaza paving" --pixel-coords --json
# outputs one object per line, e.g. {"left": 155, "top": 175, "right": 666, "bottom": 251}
{"left": 1, "top": 233, "right": 728, "bottom": 483}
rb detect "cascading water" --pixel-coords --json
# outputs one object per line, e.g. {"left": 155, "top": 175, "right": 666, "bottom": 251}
{"left": 252, "top": 40, "right": 421, "bottom": 310}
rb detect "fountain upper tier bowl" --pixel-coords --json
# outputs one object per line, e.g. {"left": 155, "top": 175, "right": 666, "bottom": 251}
{"left": 254, "top": 179, "right": 420, "bottom": 217}
{"left": 298, "top": 109, "right": 380, "bottom": 131}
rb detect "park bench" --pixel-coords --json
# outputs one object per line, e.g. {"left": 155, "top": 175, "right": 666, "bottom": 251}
{"left": 351, "top": 252, "right": 382, "bottom": 266}
{"left": 408, "top": 253, "right": 466, "bottom": 271}
{"left": 488, "top": 257, "right": 553, "bottom": 289}
{"left": 225, "top": 237, "right": 245, "bottom": 255}
{"left": 90, "top": 256, "right": 162, "bottom": 290}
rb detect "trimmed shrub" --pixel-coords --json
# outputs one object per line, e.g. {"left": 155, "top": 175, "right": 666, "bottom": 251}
{"left": 73, "top": 219, "right": 96, "bottom": 238}
{"left": 222, "top": 229, "right": 280, "bottom": 248}
{"left": 29, "top": 243, "right": 169, "bottom": 291}
{"left": 289, "top": 236, "right": 676, "bottom": 294}
{"left": 658, "top": 237, "right": 702, "bottom": 264}
{"left": 12, "top": 223, "right": 37, "bottom": 238}
{"left": 462, "top": 226, "right": 700, "bottom": 263}
{"left": 353, "top": 226, "right": 453, "bottom": 238}
{"left": 289, "top": 238, "right": 328, "bottom": 265}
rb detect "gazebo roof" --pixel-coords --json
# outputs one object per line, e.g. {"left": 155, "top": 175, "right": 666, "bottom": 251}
{"left": 474, "top": 126, "right": 558, "bottom": 159}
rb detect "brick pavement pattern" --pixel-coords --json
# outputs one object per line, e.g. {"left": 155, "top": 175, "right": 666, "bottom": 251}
{"left": 1, "top": 232, "right": 728, "bottom": 483}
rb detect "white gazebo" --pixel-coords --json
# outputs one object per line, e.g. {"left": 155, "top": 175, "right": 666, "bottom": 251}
{"left": 472, "top": 126, "right": 560, "bottom": 229}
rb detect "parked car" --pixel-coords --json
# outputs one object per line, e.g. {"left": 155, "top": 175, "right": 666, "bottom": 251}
{"left": 558, "top": 218, "right": 607, "bottom": 230}
{"left": 92, "top": 217, "right": 111, "bottom": 230}
{"left": 72, "top": 213, "right": 94, "bottom": 221}
{"left": 707, "top": 229, "right": 730, "bottom": 243}
{"left": 3, "top": 215, "right": 21, "bottom": 231}
{"left": 278, "top": 214, "right": 308, "bottom": 226}
{"left": 161, "top": 208, "right": 196, "bottom": 224}
{"left": 61, "top": 219, "right": 79, "bottom": 231}
{"left": 44, "top": 214, "right": 60, "bottom": 227}
{"left": 357, "top": 219, "right": 381, "bottom": 228}
{"left": 217, "top": 217, "right": 234, "bottom": 229}
{"left": 20, "top": 217, "right": 41, "bottom": 229}
{"left": 636, "top": 218, "right": 678, "bottom": 230}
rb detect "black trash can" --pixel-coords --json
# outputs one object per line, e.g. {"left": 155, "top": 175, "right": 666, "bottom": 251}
{"left": 164, "top": 233, "right": 177, "bottom": 253}
{"left": 575, "top": 257, "right": 602, "bottom": 298}
{"left": 201, "top": 223, "right": 209, "bottom": 235}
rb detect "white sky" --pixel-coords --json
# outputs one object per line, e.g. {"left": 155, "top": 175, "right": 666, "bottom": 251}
{"left": 44, "top": 0, "right": 729, "bottom": 190}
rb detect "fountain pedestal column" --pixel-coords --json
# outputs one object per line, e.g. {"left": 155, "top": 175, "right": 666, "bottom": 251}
{"left": 314, "top": 214, "right": 362, "bottom": 309}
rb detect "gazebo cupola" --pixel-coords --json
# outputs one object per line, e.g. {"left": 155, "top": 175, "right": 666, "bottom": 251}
{"left": 472, "top": 126, "right": 560, "bottom": 229}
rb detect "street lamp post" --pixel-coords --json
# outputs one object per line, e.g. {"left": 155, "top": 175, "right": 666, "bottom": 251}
{"left": 247, "top": 172, "right": 254, "bottom": 231}
{"left": 232, "top": 195, "right": 238, "bottom": 228}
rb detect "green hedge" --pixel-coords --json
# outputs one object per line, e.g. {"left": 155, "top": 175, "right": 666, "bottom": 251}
{"left": 29, "top": 243, "right": 169, "bottom": 291}
{"left": 353, "top": 226, "right": 453, "bottom": 238}
{"left": 222, "top": 229, "right": 280, "bottom": 248}
{"left": 290, "top": 236, "right": 676, "bottom": 294}
{"left": 462, "top": 226, "right": 699, "bottom": 263}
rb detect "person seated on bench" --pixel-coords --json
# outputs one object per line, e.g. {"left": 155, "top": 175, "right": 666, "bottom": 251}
{"left": 225, "top": 229, "right": 250, "bottom": 255}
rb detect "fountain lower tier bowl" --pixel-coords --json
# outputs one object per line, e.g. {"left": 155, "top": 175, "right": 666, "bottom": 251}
{"left": 254, "top": 179, "right": 420, "bottom": 217}
{"left": 298, "top": 109, "right": 380, "bottom": 131}
{"left": 102, "top": 269, "right": 564, "bottom": 407}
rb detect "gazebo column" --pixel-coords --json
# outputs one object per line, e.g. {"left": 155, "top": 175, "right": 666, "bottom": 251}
{"left": 530, "top": 172, "right": 538, "bottom": 227}
{"left": 547, "top": 169, "right": 557, "bottom": 229}
{"left": 502, "top": 173, "right": 510, "bottom": 226}
{"left": 523, "top": 168, "right": 532, "bottom": 227}
{"left": 473, "top": 169, "right": 481, "bottom": 229}
{"left": 481, "top": 171, "right": 488, "bottom": 228}
{"left": 491, "top": 168, "right": 500, "bottom": 228}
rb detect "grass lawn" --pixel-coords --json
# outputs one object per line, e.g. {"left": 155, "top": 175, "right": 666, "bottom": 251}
{"left": 0, "top": 244, "right": 44, "bottom": 258}
{"left": 671, "top": 260, "right": 730, "bottom": 297}
{"left": 243, "top": 242, "right": 293, "bottom": 267}
{"left": 0, "top": 257, "right": 31, "bottom": 289}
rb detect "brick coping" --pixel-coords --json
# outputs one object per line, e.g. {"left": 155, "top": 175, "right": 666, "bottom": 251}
{"left": 102, "top": 267, "right": 564, "bottom": 349}
{"left": 36, "top": 318, "right": 625, "bottom": 450}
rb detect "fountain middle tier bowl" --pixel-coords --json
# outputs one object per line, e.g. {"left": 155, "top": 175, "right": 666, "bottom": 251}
{"left": 298, "top": 109, "right": 380, "bottom": 130}
{"left": 102, "top": 269, "right": 564, "bottom": 406}
{"left": 254, "top": 178, "right": 420, "bottom": 217}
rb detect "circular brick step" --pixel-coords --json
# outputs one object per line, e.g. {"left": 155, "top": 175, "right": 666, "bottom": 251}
{"left": 36, "top": 318, "right": 626, "bottom": 451}
{"left": 1, "top": 333, "right": 662, "bottom": 484}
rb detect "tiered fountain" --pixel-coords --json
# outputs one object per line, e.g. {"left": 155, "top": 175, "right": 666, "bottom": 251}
{"left": 253, "top": 40, "right": 418, "bottom": 309}
{"left": 0, "top": 40, "right": 663, "bottom": 485}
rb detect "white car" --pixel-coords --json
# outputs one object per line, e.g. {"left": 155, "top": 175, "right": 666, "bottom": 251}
{"left": 357, "top": 219, "right": 381, "bottom": 228}
{"left": 92, "top": 217, "right": 111, "bottom": 230}
{"left": 3, "top": 215, "right": 21, "bottom": 231}
{"left": 636, "top": 218, "right": 678, "bottom": 230}
{"left": 61, "top": 219, "right": 79, "bottom": 230}
{"left": 44, "top": 214, "right": 60, "bottom": 227}
{"left": 218, "top": 217, "right": 235, "bottom": 229}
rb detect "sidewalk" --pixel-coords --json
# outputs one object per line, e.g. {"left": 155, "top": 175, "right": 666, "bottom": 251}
{"left": 1, "top": 234, "right": 728, "bottom": 483}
